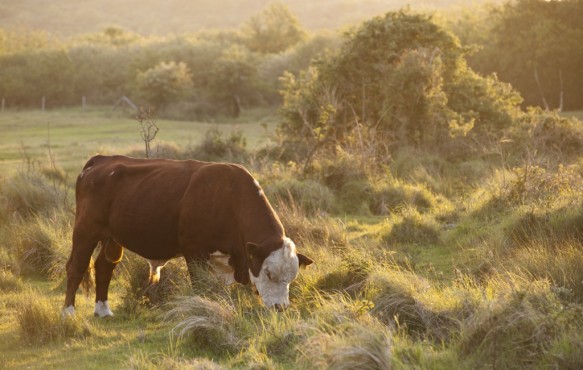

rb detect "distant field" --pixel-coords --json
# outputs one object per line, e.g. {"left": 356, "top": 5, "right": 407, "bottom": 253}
{"left": 0, "top": 107, "right": 277, "bottom": 176}
{"left": 563, "top": 110, "right": 583, "bottom": 122}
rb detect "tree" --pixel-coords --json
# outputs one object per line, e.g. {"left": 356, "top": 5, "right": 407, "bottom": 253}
{"left": 136, "top": 61, "right": 193, "bottom": 108}
{"left": 209, "top": 45, "right": 259, "bottom": 117}
{"left": 279, "top": 10, "right": 522, "bottom": 166}
{"left": 242, "top": 2, "right": 306, "bottom": 54}
{"left": 468, "top": 0, "right": 583, "bottom": 110}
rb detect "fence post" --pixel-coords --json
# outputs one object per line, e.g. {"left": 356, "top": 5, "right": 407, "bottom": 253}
{"left": 1, "top": 98, "right": 4, "bottom": 113}
{"left": 42, "top": 96, "right": 45, "bottom": 112}
{"left": 82, "top": 96, "right": 86, "bottom": 111}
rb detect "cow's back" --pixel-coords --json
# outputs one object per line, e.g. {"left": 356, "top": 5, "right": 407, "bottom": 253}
{"left": 75, "top": 155, "right": 205, "bottom": 259}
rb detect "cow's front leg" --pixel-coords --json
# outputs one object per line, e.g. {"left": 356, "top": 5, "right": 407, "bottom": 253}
{"left": 93, "top": 238, "right": 123, "bottom": 317}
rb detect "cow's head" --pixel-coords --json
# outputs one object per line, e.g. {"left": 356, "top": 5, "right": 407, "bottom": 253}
{"left": 247, "top": 237, "right": 313, "bottom": 310}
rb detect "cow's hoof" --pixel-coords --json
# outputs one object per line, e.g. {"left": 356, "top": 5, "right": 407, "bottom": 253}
{"left": 61, "top": 305, "right": 75, "bottom": 318}
{"left": 94, "top": 300, "right": 114, "bottom": 318}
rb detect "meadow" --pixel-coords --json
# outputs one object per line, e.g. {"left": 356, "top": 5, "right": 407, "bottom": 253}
{"left": 1, "top": 107, "right": 583, "bottom": 369}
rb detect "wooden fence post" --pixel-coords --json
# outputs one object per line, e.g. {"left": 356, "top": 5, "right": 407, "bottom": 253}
{"left": 1, "top": 98, "right": 4, "bottom": 113}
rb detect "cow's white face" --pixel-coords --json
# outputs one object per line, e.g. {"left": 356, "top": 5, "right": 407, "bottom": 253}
{"left": 249, "top": 237, "right": 300, "bottom": 310}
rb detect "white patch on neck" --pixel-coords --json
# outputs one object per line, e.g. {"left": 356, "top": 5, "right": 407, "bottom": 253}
{"left": 253, "top": 179, "right": 264, "bottom": 197}
{"left": 147, "top": 259, "right": 170, "bottom": 284}
{"left": 94, "top": 300, "right": 114, "bottom": 317}
{"left": 209, "top": 252, "right": 236, "bottom": 285}
{"left": 249, "top": 237, "right": 299, "bottom": 308}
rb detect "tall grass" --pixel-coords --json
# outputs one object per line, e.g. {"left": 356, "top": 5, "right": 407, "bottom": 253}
{"left": 15, "top": 292, "right": 92, "bottom": 344}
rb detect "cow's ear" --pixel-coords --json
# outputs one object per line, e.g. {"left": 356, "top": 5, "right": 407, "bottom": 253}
{"left": 246, "top": 242, "right": 259, "bottom": 258}
{"left": 297, "top": 253, "right": 314, "bottom": 268}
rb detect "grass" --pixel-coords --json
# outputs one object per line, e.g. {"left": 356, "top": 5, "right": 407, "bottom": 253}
{"left": 1, "top": 109, "right": 583, "bottom": 369}
{"left": 0, "top": 106, "right": 277, "bottom": 176}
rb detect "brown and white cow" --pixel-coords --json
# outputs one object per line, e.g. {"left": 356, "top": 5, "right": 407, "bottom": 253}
{"left": 63, "top": 155, "right": 313, "bottom": 317}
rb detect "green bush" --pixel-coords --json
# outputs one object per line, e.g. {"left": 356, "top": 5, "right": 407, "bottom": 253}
{"left": 186, "top": 128, "right": 248, "bottom": 163}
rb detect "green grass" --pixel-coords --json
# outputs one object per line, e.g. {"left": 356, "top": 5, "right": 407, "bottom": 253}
{"left": 1, "top": 109, "right": 583, "bottom": 369}
{"left": 0, "top": 106, "right": 277, "bottom": 176}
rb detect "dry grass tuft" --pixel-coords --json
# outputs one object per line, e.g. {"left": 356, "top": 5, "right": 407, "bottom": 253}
{"left": 164, "top": 295, "right": 241, "bottom": 354}
{"left": 16, "top": 293, "right": 92, "bottom": 344}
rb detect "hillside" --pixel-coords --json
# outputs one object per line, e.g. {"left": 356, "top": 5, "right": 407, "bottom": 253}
{"left": 2, "top": 0, "right": 502, "bottom": 36}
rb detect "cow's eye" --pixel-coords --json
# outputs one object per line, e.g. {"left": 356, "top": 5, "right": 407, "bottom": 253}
{"left": 266, "top": 270, "right": 272, "bottom": 280}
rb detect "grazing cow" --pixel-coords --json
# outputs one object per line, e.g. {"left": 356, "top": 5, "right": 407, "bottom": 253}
{"left": 63, "top": 155, "right": 313, "bottom": 317}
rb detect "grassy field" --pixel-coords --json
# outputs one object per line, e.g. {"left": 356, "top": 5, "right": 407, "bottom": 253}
{"left": 0, "top": 106, "right": 277, "bottom": 176}
{"left": 1, "top": 109, "right": 583, "bottom": 369}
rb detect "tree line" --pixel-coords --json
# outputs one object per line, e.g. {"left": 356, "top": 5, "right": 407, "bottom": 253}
{"left": 0, "top": 0, "right": 581, "bottom": 119}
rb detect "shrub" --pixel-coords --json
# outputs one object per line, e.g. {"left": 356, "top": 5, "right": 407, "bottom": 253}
{"left": 370, "top": 180, "right": 443, "bottom": 216}
{"left": 338, "top": 180, "right": 373, "bottom": 215}
{"left": 185, "top": 128, "right": 248, "bottom": 163}
{"left": 136, "top": 61, "right": 194, "bottom": 108}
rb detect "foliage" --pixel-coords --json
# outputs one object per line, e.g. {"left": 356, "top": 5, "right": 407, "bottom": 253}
{"left": 464, "top": 0, "right": 583, "bottom": 110}
{"left": 136, "top": 61, "right": 193, "bottom": 108}
{"left": 242, "top": 2, "right": 306, "bottom": 54}
{"left": 278, "top": 9, "right": 523, "bottom": 166}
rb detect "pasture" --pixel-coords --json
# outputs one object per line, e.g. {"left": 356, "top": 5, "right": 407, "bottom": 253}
{"left": 1, "top": 108, "right": 583, "bottom": 369}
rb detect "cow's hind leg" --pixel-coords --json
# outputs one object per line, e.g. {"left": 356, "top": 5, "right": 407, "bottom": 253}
{"left": 64, "top": 229, "right": 99, "bottom": 315}
{"left": 94, "top": 238, "right": 123, "bottom": 317}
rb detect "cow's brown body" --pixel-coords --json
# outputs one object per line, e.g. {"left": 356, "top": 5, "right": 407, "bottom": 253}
{"left": 64, "top": 155, "right": 304, "bottom": 313}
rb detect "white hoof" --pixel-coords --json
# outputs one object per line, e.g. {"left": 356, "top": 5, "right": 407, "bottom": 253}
{"left": 62, "top": 305, "right": 75, "bottom": 318}
{"left": 94, "top": 300, "right": 114, "bottom": 317}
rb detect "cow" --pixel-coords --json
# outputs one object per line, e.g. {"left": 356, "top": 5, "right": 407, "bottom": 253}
{"left": 63, "top": 155, "right": 313, "bottom": 317}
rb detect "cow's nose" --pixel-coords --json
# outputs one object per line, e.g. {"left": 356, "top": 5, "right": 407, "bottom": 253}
{"left": 273, "top": 303, "right": 285, "bottom": 312}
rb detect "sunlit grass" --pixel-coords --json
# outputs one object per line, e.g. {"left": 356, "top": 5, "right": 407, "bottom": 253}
{"left": 0, "top": 106, "right": 276, "bottom": 176}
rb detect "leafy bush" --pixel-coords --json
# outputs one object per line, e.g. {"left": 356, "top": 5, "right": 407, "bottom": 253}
{"left": 136, "top": 61, "right": 194, "bottom": 108}
{"left": 186, "top": 128, "right": 248, "bottom": 162}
